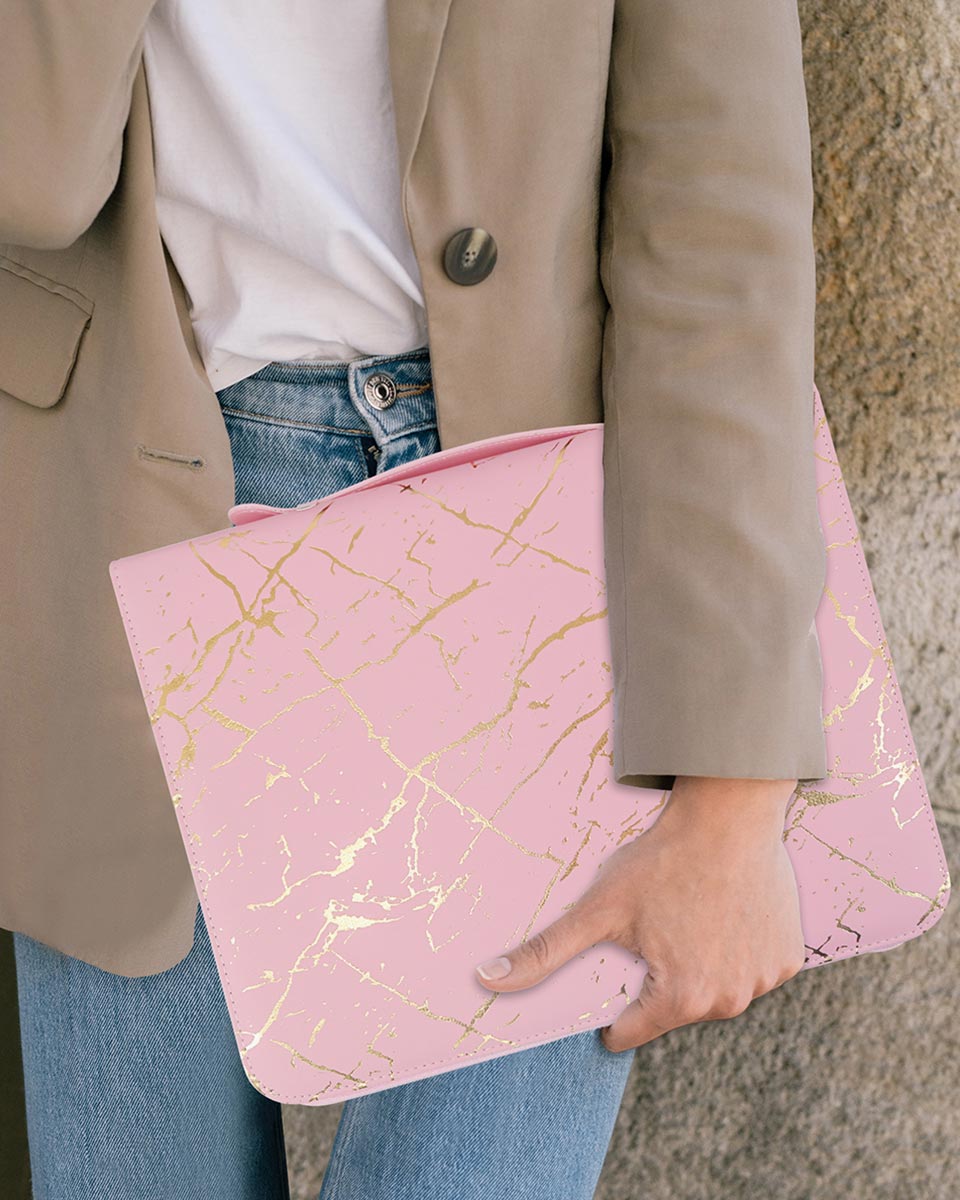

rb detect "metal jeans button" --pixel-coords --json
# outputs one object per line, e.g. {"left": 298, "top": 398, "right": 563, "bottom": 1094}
{"left": 363, "top": 372, "right": 398, "bottom": 410}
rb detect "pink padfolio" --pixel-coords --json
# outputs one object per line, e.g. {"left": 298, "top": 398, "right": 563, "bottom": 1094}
{"left": 109, "top": 384, "right": 950, "bottom": 1105}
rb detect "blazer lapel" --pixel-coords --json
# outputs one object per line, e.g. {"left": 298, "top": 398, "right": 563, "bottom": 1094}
{"left": 385, "top": 0, "right": 454, "bottom": 191}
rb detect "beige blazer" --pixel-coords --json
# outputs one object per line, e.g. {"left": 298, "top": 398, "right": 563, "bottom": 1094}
{"left": 0, "top": 0, "right": 827, "bottom": 977}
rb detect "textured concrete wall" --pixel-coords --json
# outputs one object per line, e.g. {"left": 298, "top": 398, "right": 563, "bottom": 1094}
{"left": 283, "top": 4, "right": 960, "bottom": 1197}
{"left": 804, "top": 0, "right": 959, "bottom": 828}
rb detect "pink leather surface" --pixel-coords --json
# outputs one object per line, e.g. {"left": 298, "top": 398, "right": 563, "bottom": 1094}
{"left": 110, "top": 384, "right": 951, "bottom": 1105}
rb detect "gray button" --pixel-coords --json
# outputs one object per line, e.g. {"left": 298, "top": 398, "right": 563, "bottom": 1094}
{"left": 443, "top": 227, "right": 497, "bottom": 286}
{"left": 363, "top": 371, "right": 398, "bottom": 410}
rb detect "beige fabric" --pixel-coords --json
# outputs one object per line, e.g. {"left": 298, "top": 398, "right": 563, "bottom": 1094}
{"left": 0, "top": 0, "right": 827, "bottom": 977}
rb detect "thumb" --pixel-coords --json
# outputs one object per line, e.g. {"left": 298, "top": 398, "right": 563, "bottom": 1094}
{"left": 474, "top": 904, "right": 606, "bottom": 993}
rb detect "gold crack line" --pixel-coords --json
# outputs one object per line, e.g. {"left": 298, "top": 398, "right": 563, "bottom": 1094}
{"left": 301, "top": 647, "right": 576, "bottom": 857}
{"left": 155, "top": 506, "right": 330, "bottom": 710}
{"left": 456, "top": 689, "right": 616, "bottom": 867}
{"left": 793, "top": 822, "right": 943, "bottom": 906}
{"left": 404, "top": 483, "right": 599, "bottom": 580}
{"left": 325, "top": 949, "right": 518, "bottom": 1049}
{"left": 245, "top": 772, "right": 428, "bottom": 909}
{"left": 307, "top": 544, "right": 421, "bottom": 612}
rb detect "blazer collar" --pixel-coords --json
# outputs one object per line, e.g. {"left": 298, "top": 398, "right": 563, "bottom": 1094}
{"left": 385, "top": 0, "right": 454, "bottom": 191}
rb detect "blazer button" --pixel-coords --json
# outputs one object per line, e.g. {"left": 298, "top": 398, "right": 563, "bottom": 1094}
{"left": 443, "top": 227, "right": 497, "bottom": 285}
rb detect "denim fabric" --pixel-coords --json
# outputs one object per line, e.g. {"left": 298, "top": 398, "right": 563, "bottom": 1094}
{"left": 215, "top": 345, "right": 442, "bottom": 507}
{"left": 13, "top": 344, "right": 636, "bottom": 1200}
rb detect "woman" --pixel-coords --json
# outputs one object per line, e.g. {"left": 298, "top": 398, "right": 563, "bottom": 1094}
{"left": 0, "top": 1, "right": 827, "bottom": 1196}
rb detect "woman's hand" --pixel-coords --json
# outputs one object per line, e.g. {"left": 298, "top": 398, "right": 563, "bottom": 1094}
{"left": 474, "top": 775, "right": 806, "bottom": 1052}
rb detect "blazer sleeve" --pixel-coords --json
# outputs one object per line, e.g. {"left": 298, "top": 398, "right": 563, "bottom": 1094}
{"left": 599, "top": 0, "right": 828, "bottom": 791}
{"left": 0, "top": 2, "right": 156, "bottom": 249}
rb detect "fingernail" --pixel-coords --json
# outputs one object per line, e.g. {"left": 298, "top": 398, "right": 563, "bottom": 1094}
{"left": 475, "top": 955, "right": 512, "bottom": 981}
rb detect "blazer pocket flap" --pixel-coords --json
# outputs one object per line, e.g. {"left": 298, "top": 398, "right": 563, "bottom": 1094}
{"left": 0, "top": 255, "right": 94, "bottom": 409}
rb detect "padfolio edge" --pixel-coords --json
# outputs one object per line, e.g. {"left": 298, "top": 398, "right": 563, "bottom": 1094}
{"left": 109, "top": 385, "right": 951, "bottom": 1105}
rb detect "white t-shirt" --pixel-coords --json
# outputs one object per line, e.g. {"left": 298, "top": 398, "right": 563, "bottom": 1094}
{"left": 141, "top": 0, "right": 430, "bottom": 392}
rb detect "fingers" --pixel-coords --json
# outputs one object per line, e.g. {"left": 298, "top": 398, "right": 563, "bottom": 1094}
{"left": 474, "top": 900, "right": 610, "bottom": 993}
{"left": 600, "top": 962, "right": 802, "bottom": 1053}
{"left": 601, "top": 965, "right": 674, "bottom": 1053}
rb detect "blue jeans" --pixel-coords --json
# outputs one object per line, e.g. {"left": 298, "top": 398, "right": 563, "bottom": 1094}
{"left": 13, "top": 345, "right": 636, "bottom": 1200}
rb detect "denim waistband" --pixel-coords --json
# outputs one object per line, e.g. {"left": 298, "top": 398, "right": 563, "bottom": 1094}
{"left": 214, "top": 344, "right": 435, "bottom": 444}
